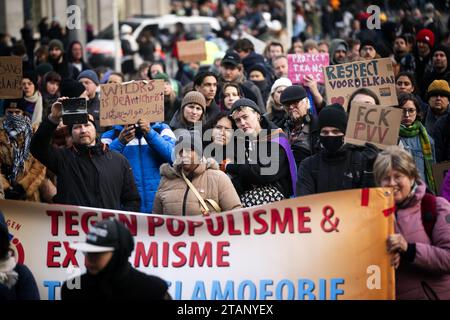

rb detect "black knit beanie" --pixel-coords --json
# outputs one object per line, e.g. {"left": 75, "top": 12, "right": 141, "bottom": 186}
{"left": 318, "top": 103, "right": 348, "bottom": 133}
{"left": 60, "top": 78, "right": 86, "bottom": 98}
{"left": 230, "top": 98, "right": 261, "bottom": 115}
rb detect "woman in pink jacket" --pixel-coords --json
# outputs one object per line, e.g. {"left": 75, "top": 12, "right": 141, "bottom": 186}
{"left": 374, "top": 146, "right": 450, "bottom": 300}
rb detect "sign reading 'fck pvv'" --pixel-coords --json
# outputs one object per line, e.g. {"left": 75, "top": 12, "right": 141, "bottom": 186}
{"left": 345, "top": 102, "right": 402, "bottom": 150}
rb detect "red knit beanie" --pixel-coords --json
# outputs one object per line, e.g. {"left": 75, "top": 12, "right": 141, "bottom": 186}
{"left": 416, "top": 29, "right": 435, "bottom": 48}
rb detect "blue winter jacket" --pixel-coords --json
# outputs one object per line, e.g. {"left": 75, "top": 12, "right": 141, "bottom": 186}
{"left": 101, "top": 123, "right": 175, "bottom": 213}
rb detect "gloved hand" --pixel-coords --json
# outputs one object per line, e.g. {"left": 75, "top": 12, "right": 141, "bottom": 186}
{"left": 5, "top": 183, "right": 26, "bottom": 200}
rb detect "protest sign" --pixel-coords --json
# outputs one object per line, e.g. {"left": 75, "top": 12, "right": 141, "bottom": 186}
{"left": 177, "top": 39, "right": 207, "bottom": 63}
{"left": 432, "top": 162, "right": 450, "bottom": 195}
{"left": 288, "top": 53, "right": 329, "bottom": 84}
{"left": 100, "top": 80, "right": 164, "bottom": 126}
{"left": 345, "top": 102, "right": 402, "bottom": 149}
{"left": 0, "top": 56, "right": 22, "bottom": 99}
{"left": 0, "top": 188, "right": 395, "bottom": 300}
{"left": 324, "top": 58, "right": 398, "bottom": 109}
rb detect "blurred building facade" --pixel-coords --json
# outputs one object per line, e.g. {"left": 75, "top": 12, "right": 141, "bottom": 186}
{"left": 0, "top": 0, "right": 170, "bottom": 40}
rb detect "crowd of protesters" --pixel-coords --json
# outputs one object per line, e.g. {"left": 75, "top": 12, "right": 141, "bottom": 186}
{"left": 1, "top": 0, "right": 450, "bottom": 300}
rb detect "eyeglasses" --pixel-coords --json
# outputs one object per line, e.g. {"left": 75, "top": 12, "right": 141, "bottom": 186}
{"left": 402, "top": 108, "right": 416, "bottom": 115}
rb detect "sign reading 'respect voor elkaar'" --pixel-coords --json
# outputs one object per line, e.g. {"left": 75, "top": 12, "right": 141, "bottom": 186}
{"left": 324, "top": 58, "right": 398, "bottom": 110}
{"left": 100, "top": 80, "right": 164, "bottom": 126}
{"left": 1, "top": 188, "right": 395, "bottom": 300}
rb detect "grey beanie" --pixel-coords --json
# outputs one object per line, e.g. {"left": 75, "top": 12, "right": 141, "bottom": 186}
{"left": 77, "top": 69, "right": 100, "bottom": 85}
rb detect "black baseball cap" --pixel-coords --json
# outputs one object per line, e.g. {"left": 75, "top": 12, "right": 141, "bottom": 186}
{"left": 70, "top": 219, "right": 121, "bottom": 253}
{"left": 221, "top": 51, "right": 241, "bottom": 66}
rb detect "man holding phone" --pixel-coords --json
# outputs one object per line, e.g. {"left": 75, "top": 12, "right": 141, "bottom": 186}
{"left": 101, "top": 119, "right": 175, "bottom": 213}
{"left": 30, "top": 79, "right": 141, "bottom": 212}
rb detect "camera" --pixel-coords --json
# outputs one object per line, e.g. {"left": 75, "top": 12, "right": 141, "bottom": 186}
{"left": 62, "top": 98, "right": 88, "bottom": 126}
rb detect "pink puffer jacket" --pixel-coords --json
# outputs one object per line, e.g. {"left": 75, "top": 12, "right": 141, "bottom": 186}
{"left": 395, "top": 181, "right": 450, "bottom": 300}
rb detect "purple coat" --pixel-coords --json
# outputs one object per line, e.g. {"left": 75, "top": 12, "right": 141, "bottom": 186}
{"left": 395, "top": 181, "right": 450, "bottom": 300}
{"left": 441, "top": 171, "right": 450, "bottom": 202}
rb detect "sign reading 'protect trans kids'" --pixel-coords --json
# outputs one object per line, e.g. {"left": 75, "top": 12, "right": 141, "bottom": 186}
{"left": 0, "top": 188, "right": 395, "bottom": 300}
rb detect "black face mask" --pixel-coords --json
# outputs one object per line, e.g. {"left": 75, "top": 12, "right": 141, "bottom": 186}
{"left": 320, "top": 135, "right": 344, "bottom": 153}
{"left": 252, "top": 79, "right": 267, "bottom": 90}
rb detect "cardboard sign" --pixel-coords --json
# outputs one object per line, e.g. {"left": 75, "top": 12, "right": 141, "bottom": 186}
{"left": 0, "top": 188, "right": 395, "bottom": 300}
{"left": 324, "top": 58, "right": 398, "bottom": 109}
{"left": 177, "top": 39, "right": 207, "bottom": 63}
{"left": 432, "top": 162, "right": 450, "bottom": 195}
{"left": 0, "top": 56, "right": 22, "bottom": 99}
{"left": 100, "top": 80, "right": 164, "bottom": 126}
{"left": 345, "top": 102, "right": 402, "bottom": 149}
{"left": 288, "top": 53, "right": 329, "bottom": 84}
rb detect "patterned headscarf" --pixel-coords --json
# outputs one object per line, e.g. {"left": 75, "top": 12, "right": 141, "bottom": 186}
{"left": 2, "top": 114, "right": 32, "bottom": 182}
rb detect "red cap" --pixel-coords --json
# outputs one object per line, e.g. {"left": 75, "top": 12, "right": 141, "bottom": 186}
{"left": 416, "top": 28, "right": 435, "bottom": 48}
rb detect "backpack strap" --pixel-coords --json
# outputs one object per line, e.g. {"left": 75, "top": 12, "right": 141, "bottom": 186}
{"left": 421, "top": 193, "right": 438, "bottom": 241}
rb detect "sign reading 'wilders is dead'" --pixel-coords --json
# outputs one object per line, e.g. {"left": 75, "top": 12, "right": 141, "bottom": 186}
{"left": 0, "top": 56, "right": 22, "bottom": 99}
{"left": 345, "top": 102, "right": 402, "bottom": 149}
{"left": 100, "top": 80, "right": 164, "bottom": 126}
{"left": 324, "top": 58, "right": 398, "bottom": 109}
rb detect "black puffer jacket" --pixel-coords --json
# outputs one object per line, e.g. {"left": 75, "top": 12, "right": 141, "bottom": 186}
{"left": 297, "top": 143, "right": 379, "bottom": 196}
{"left": 30, "top": 118, "right": 141, "bottom": 211}
{"left": 61, "top": 219, "right": 169, "bottom": 300}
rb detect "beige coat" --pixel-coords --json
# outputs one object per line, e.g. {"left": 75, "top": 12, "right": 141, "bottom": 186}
{"left": 153, "top": 158, "right": 241, "bottom": 216}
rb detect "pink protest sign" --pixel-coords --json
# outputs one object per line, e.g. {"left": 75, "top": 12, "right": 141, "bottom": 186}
{"left": 288, "top": 53, "right": 329, "bottom": 85}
